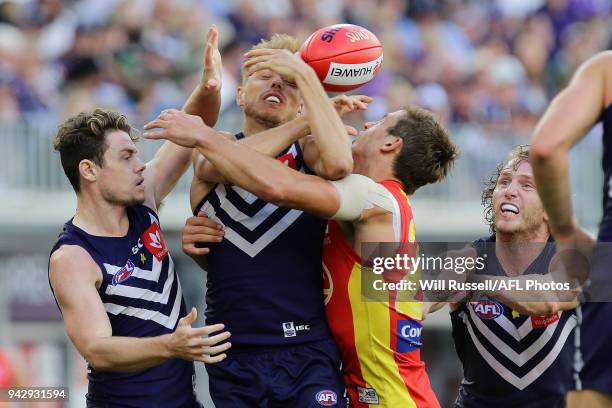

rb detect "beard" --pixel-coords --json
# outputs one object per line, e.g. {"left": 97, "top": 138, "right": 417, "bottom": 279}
{"left": 102, "top": 188, "right": 145, "bottom": 207}
{"left": 494, "top": 210, "right": 546, "bottom": 239}
{"left": 244, "top": 104, "right": 283, "bottom": 129}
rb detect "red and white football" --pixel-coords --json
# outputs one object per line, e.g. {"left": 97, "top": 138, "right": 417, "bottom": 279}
{"left": 300, "top": 24, "right": 383, "bottom": 92}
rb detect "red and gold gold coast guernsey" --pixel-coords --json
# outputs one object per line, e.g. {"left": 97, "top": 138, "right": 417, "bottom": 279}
{"left": 322, "top": 179, "right": 440, "bottom": 408}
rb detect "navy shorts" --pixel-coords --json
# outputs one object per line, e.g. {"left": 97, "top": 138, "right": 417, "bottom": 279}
{"left": 574, "top": 303, "right": 612, "bottom": 395}
{"left": 573, "top": 243, "right": 612, "bottom": 396}
{"left": 206, "top": 339, "right": 348, "bottom": 407}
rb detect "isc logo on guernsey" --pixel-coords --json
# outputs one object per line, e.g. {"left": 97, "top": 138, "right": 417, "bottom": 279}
{"left": 315, "top": 390, "right": 337, "bottom": 406}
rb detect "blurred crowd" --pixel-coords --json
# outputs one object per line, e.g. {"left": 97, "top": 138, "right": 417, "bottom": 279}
{"left": 0, "top": 0, "right": 610, "bottom": 136}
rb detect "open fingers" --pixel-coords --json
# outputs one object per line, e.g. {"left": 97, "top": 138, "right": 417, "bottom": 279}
{"left": 244, "top": 48, "right": 285, "bottom": 59}
{"left": 197, "top": 353, "right": 227, "bottom": 364}
{"left": 201, "top": 342, "right": 232, "bottom": 356}
{"left": 191, "top": 323, "right": 226, "bottom": 337}
{"left": 190, "top": 330, "right": 231, "bottom": 347}
{"left": 142, "top": 129, "right": 169, "bottom": 140}
{"left": 143, "top": 118, "right": 169, "bottom": 131}
{"left": 355, "top": 95, "right": 373, "bottom": 104}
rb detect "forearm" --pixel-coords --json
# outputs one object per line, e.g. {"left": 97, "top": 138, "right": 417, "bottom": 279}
{"left": 531, "top": 149, "right": 575, "bottom": 236}
{"left": 183, "top": 84, "right": 221, "bottom": 127}
{"left": 297, "top": 70, "right": 353, "bottom": 178}
{"left": 198, "top": 116, "right": 310, "bottom": 182}
{"left": 84, "top": 334, "right": 171, "bottom": 372}
{"left": 147, "top": 87, "right": 221, "bottom": 206}
{"left": 197, "top": 132, "right": 295, "bottom": 202}
{"left": 240, "top": 115, "right": 309, "bottom": 154}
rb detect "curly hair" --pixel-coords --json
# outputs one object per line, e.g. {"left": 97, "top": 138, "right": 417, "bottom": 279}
{"left": 54, "top": 108, "right": 136, "bottom": 192}
{"left": 481, "top": 144, "right": 530, "bottom": 233}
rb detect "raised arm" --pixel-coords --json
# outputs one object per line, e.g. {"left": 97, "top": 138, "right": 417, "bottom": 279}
{"left": 143, "top": 25, "right": 222, "bottom": 210}
{"left": 144, "top": 110, "right": 346, "bottom": 217}
{"left": 49, "top": 245, "right": 231, "bottom": 372}
{"left": 244, "top": 49, "right": 355, "bottom": 179}
{"left": 193, "top": 116, "right": 310, "bottom": 184}
{"left": 193, "top": 94, "right": 366, "bottom": 184}
{"left": 530, "top": 52, "right": 612, "bottom": 239}
{"left": 144, "top": 109, "right": 398, "bottom": 224}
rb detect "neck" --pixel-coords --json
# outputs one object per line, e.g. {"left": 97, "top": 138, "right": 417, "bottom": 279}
{"left": 358, "top": 157, "right": 396, "bottom": 184}
{"left": 495, "top": 228, "right": 550, "bottom": 276}
{"left": 73, "top": 192, "right": 129, "bottom": 237}
{"left": 242, "top": 116, "right": 272, "bottom": 137}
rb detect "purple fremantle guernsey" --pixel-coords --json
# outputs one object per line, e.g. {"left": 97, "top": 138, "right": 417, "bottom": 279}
{"left": 193, "top": 134, "right": 333, "bottom": 349}
{"left": 49, "top": 205, "right": 198, "bottom": 408}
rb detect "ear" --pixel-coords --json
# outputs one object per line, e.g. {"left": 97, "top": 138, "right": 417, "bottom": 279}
{"left": 380, "top": 136, "right": 402, "bottom": 153}
{"left": 79, "top": 159, "right": 98, "bottom": 184}
{"left": 297, "top": 101, "right": 304, "bottom": 117}
{"left": 236, "top": 86, "right": 245, "bottom": 108}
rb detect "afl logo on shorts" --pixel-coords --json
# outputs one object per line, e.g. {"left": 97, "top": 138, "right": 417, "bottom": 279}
{"left": 112, "top": 260, "right": 135, "bottom": 286}
{"left": 471, "top": 300, "right": 503, "bottom": 319}
{"left": 315, "top": 390, "right": 337, "bottom": 406}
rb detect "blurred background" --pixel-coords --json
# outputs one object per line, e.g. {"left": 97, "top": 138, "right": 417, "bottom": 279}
{"left": 0, "top": 0, "right": 610, "bottom": 406}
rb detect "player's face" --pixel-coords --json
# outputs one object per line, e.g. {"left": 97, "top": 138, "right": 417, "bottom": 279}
{"left": 96, "top": 130, "right": 146, "bottom": 206}
{"left": 352, "top": 110, "right": 405, "bottom": 160}
{"left": 493, "top": 161, "right": 547, "bottom": 237}
{"left": 239, "top": 68, "right": 302, "bottom": 128}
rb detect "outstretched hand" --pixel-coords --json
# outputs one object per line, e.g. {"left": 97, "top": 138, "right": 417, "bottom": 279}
{"left": 168, "top": 307, "right": 231, "bottom": 364}
{"left": 243, "top": 48, "right": 312, "bottom": 82}
{"left": 201, "top": 25, "right": 222, "bottom": 93}
{"left": 143, "top": 109, "right": 210, "bottom": 148}
{"left": 331, "top": 94, "right": 373, "bottom": 117}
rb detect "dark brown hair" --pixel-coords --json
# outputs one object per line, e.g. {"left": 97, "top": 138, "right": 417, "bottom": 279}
{"left": 390, "top": 106, "right": 458, "bottom": 194}
{"left": 482, "top": 144, "right": 530, "bottom": 233}
{"left": 53, "top": 108, "right": 135, "bottom": 192}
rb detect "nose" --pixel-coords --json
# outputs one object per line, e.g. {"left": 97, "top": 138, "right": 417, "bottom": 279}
{"left": 270, "top": 74, "right": 284, "bottom": 89}
{"left": 135, "top": 157, "right": 146, "bottom": 173}
{"left": 364, "top": 121, "right": 374, "bottom": 129}
{"left": 503, "top": 181, "right": 518, "bottom": 198}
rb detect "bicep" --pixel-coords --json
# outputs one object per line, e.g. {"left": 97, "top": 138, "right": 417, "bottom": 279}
{"left": 50, "top": 247, "right": 112, "bottom": 355}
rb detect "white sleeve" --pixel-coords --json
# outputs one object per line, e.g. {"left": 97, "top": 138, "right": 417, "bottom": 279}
{"left": 329, "top": 174, "right": 395, "bottom": 221}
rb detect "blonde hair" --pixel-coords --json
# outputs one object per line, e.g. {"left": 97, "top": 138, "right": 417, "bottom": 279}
{"left": 242, "top": 34, "right": 301, "bottom": 82}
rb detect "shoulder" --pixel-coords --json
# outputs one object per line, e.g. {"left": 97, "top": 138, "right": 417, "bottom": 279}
{"left": 49, "top": 244, "right": 101, "bottom": 288}
{"left": 135, "top": 204, "right": 159, "bottom": 222}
